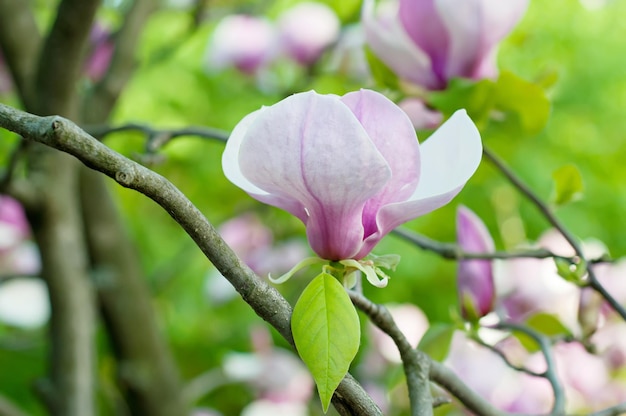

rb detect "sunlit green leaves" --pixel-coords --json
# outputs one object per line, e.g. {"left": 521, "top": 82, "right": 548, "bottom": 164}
{"left": 428, "top": 71, "right": 551, "bottom": 135}
{"left": 417, "top": 323, "right": 455, "bottom": 362}
{"left": 493, "top": 71, "right": 551, "bottom": 135}
{"left": 551, "top": 164, "right": 584, "bottom": 206}
{"left": 291, "top": 273, "right": 361, "bottom": 412}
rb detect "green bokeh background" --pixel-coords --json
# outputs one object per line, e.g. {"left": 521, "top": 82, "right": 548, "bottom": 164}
{"left": 1, "top": 0, "right": 625, "bottom": 414}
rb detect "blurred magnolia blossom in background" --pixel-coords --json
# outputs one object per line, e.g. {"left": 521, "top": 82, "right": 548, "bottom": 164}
{"left": 277, "top": 2, "right": 340, "bottom": 66}
{"left": 205, "top": 2, "right": 340, "bottom": 78}
{"left": 222, "top": 89, "right": 481, "bottom": 269}
{"left": 362, "top": 0, "right": 529, "bottom": 90}
{"left": 327, "top": 24, "right": 371, "bottom": 83}
{"left": 495, "top": 229, "right": 604, "bottom": 333}
{"left": 206, "top": 15, "right": 277, "bottom": 75}
{"left": 222, "top": 327, "right": 313, "bottom": 416}
{"left": 205, "top": 213, "right": 308, "bottom": 305}
{"left": 84, "top": 23, "right": 115, "bottom": 82}
{"left": 0, "top": 196, "right": 47, "bottom": 328}
{"left": 456, "top": 205, "right": 495, "bottom": 321}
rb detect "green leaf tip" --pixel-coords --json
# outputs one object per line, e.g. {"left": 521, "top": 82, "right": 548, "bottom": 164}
{"left": 291, "top": 273, "right": 361, "bottom": 412}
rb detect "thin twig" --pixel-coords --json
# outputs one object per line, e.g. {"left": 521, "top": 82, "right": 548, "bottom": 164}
{"left": 349, "top": 290, "right": 433, "bottom": 416}
{"left": 495, "top": 322, "right": 565, "bottom": 415}
{"left": 83, "top": 123, "right": 230, "bottom": 150}
{"left": 472, "top": 336, "right": 543, "bottom": 377}
{"left": 483, "top": 147, "right": 626, "bottom": 321}
{"left": 588, "top": 401, "right": 626, "bottom": 416}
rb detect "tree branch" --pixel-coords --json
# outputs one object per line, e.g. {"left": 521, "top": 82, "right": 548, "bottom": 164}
{"left": 348, "top": 290, "right": 505, "bottom": 416}
{"left": 0, "top": 103, "right": 381, "bottom": 416}
{"left": 0, "top": 0, "right": 40, "bottom": 107}
{"left": 483, "top": 147, "right": 626, "bottom": 321}
{"left": 33, "top": 0, "right": 100, "bottom": 116}
{"left": 79, "top": 167, "right": 188, "bottom": 415}
{"left": 349, "top": 290, "right": 433, "bottom": 416}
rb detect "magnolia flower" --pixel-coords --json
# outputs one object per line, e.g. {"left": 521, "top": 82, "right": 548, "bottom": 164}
{"left": 277, "top": 2, "right": 340, "bottom": 66}
{"left": 362, "top": 0, "right": 528, "bottom": 90}
{"left": 223, "top": 89, "right": 481, "bottom": 266}
{"left": 206, "top": 15, "right": 277, "bottom": 75}
{"left": 456, "top": 205, "right": 495, "bottom": 320}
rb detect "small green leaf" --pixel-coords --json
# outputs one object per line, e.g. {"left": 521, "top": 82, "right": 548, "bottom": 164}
{"left": 291, "top": 273, "right": 361, "bottom": 412}
{"left": 526, "top": 312, "right": 572, "bottom": 337}
{"left": 493, "top": 71, "right": 551, "bottom": 134}
{"left": 428, "top": 78, "right": 496, "bottom": 127}
{"left": 551, "top": 164, "right": 584, "bottom": 206}
{"left": 554, "top": 257, "right": 587, "bottom": 285}
{"left": 417, "top": 323, "right": 455, "bottom": 362}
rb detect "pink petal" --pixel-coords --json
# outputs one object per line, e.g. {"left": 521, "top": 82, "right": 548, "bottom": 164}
{"left": 436, "top": 0, "right": 528, "bottom": 80}
{"left": 234, "top": 91, "right": 391, "bottom": 260}
{"left": 356, "top": 109, "right": 481, "bottom": 258}
{"left": 362, "top": 0, "right": 438, "bottom": 89}
{"left": 340, "top": 90, "right": 420, "bottom": 238}
{"left": 399, "top": 0, "right": 449, "bottom": 83}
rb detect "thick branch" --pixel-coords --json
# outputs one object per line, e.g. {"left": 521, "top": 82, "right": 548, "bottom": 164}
{"left": 0, "top": 0, "right": 40, "bottom": 106}
{"left": 33, "top": 0, "right": 100, "bottom": 116}
{"left": 82, "top": 0, "right": 158, "bottom": 123}
{"left": 80, "top": 168, "right": 187, "bottom": 415}
{"left": 0, "top": 103, "right": 381, "bottom": 416}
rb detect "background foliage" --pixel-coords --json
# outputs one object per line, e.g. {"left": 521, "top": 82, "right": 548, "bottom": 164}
{"left": 1, "top": 0, "right": 625, "bottom": 414}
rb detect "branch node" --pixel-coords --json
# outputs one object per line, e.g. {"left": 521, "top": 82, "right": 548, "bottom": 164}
{"left": 115, "top": 168, "right": 135, "bottom": 186}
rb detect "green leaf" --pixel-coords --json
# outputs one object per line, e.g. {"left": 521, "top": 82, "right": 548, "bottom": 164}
{"left": 291, "top": 273, "right": 361, "bottom": 412}
{"left": 428, "top": 78, "right": 496, "bottom": 127}
{"left": 551, "top": 164, "right": 584, "bottom": 206}
{"left": 554, "top": 257, "right": 588, "bottom": 285}
{"left": 363, "top": 46, "right": 399, "bottom": 90}
{"left": 417, "top": 323, "right": 455, "bottom": 362}
{"left": 526, "top": 312, "right": 572, "bottom": 337}
{"left": 493, "top": 71, "right": 551, "bottom": 134}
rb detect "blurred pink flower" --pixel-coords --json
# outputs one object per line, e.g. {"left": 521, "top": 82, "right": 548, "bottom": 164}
{"left": 398, "top": 98, "right": 443, "bottom": 130}
{"left": 206, "top": 15, "right": 277, "bottom": 75}
{"left": 369, "top": 303, "right": 429, "bottom": 363}
{"left": 456, "top": 205, "right": 495, "bottom": 320}
{"left": 277, "top": 2, "right": 340, "bottom": 66}
{"left": 0, "top": 51, "right": 13, "bottom": 95}
{"left": 362, "top": 0, "right": 528, "bottom": 90}
{"left": 495, "top": 230, "right": 582, "bottom": 331}
{"left": 222, "top": 89, "right": 481, "bottom": 262}
{"left": 84, "top": 23, "right": 115, "bottom": 82}
{"left": 0, "top": 196, "right": 30, "bottom": 251}
{"left": 205, "top": 213, "right": 308, "bottom": 304}
{"left": 445, "top": 331, "right": 552, "bottom": 413}
{"left": 223, "top": 327, "right": 313, "bottom": 408}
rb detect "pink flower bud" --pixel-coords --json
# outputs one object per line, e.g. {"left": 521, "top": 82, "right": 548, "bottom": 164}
{"left": 456, "top": 205, "right": 495, "bottom": 320}
{"left": 277, "top": 2, "right": 340, "bottom": 66}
